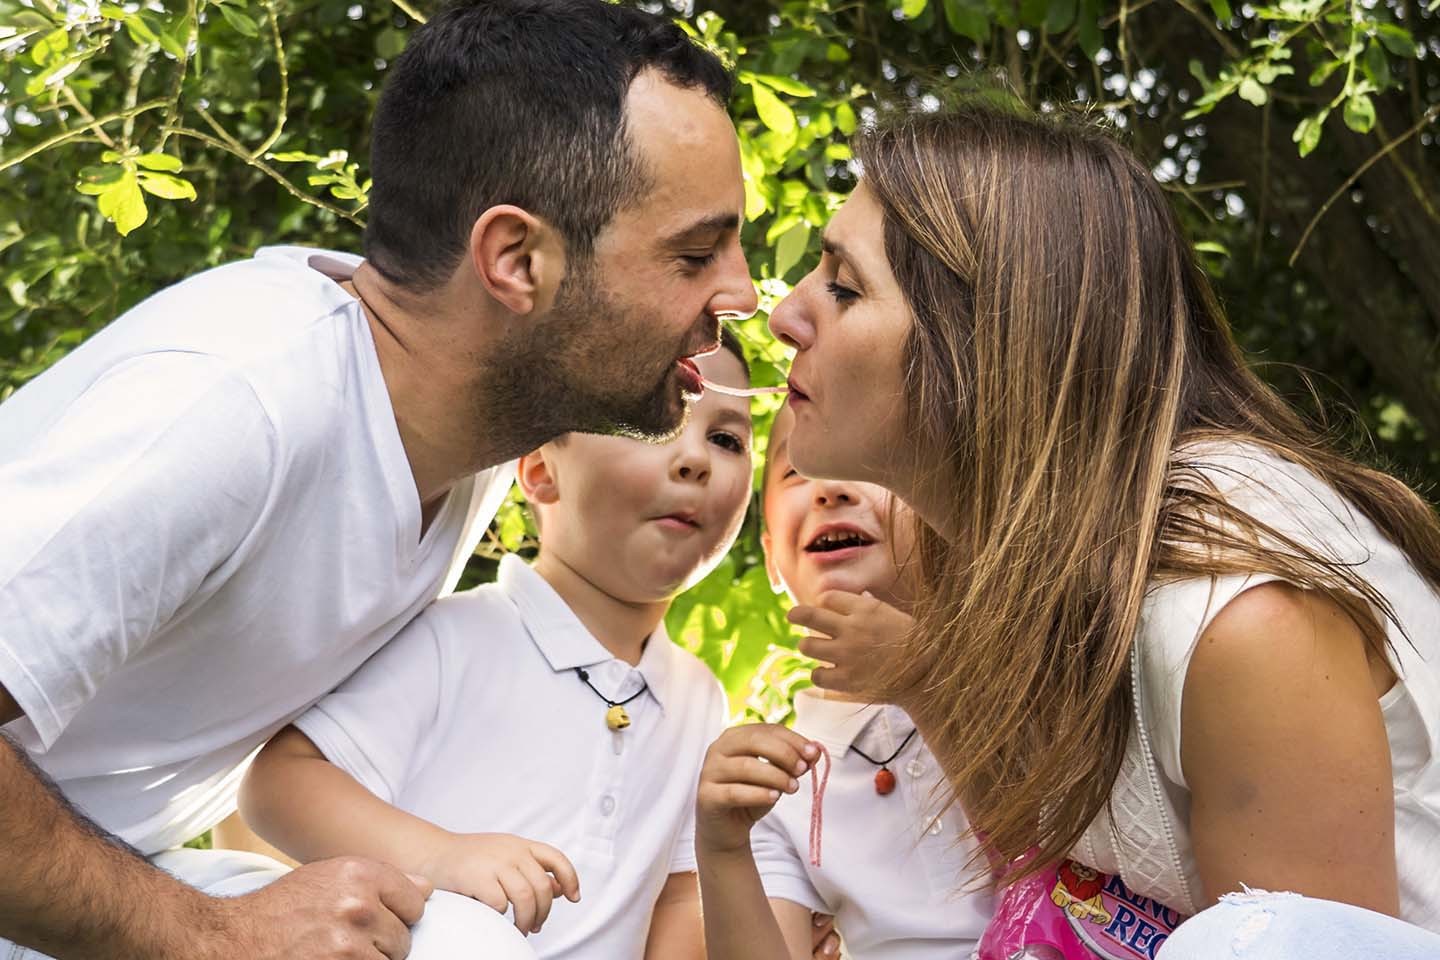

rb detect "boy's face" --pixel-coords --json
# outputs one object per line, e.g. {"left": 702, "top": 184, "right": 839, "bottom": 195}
{"left": 526, "top": 349, "right": 753, "bottom": 602}
{"left": 761, "top": 405, "right": 917, "bottom": 608}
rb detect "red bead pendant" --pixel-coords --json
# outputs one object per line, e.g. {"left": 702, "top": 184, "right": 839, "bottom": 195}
{"left": 874, "top": 767, "right": 896, "bottom": 795}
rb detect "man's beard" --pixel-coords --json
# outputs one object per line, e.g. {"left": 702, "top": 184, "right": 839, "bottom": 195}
{"left": 480, "top": 262, "right": 698, "bottom": 456}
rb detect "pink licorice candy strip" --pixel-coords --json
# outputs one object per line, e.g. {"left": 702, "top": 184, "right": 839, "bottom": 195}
{"left": 808, "top": 742, "right": 832, "bottom": 867}
{"left": 702, "top": 379, "right": 788, "bottom": 397}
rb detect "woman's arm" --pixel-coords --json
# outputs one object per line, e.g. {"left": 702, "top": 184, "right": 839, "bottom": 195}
{"left": 1181, "top": 582, "right": 1399, "bottom": 913}
{"left": 241, "top": 725, "right": 580, "bottom": 934}
{"left": 694, "top": 725, "right": 821, "bottom": 960}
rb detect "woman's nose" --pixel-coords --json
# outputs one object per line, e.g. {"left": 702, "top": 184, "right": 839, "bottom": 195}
{"left": 767, "top": 274, "right": 817, "bottom": 351}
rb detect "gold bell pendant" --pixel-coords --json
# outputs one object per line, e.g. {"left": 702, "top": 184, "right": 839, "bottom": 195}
{"left": 606, "top": 704, "right": 631, "bottom": 731}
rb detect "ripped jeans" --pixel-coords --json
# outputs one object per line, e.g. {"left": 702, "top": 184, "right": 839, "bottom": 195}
{"left": 1158, "top": 889, "right": 1440, "bottom": 959}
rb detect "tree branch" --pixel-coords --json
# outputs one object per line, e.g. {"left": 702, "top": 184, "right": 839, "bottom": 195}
{"left": 0, "top": 101, "right": 169, "bottom": 174}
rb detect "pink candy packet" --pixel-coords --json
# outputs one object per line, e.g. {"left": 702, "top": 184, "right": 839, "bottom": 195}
{"left": 976, "top": 858, "right": 1187, "bottom": 960}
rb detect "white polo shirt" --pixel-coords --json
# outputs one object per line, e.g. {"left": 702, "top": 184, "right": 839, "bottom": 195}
{"left": 294, "top": 554, "right": 727, "bottom": 959}
{"left": 0, "top": 245, "right": 513, "bottom": 854}
{"left": 751, "top": 689, "right": 994, "bottom": 959}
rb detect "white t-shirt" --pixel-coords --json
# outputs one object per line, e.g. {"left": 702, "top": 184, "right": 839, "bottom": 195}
{"left": 751, "top": 689, "right": 993, "bottom": 959}
{"left": 294, "top": 554, "right": 728, "bottom": 960}
{"left": 0, "top": 246, "right": 514, "bottom": 854}
{"left": 1074, "top": 443, "right": 1440, "bottom": 932}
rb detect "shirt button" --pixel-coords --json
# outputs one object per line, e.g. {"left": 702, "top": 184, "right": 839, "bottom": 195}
{"left": 927, "top": 818, "right": 943, "bottom": 836}
{"left": 905, "top": 758, "right": 926, "bottom": 778}
{"left": 599, "top": 794, "right": 617, "bottom": 817}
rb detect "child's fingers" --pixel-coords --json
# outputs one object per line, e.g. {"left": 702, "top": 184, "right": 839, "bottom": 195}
{"left": 706, "top": 782, "right": 785, "bottom": 811}
{"left": 787, "top": 603, "right": 844, "bottom": 637}
{"left": 712, "top": 754, "right": 801, "bottom": 795}
{"left": 498, "top": 865, "right": 540, "bottom": 934}
{"left": 517, "top": 858, "right": 556, "bottom": 933}
{"left": 814, "top": 590, "right": 864, "bottom": 614}
{"left": 529, "top": 841, "right": 581, "bottom": 903}
{"left": 717, "top": 724, "right": 817, "bottom": 774}
{"left": 797, "top": 634, "right": 840, "bottom": 664}
{"left": 467, "top": 877, "right": 510, "bottom": 916}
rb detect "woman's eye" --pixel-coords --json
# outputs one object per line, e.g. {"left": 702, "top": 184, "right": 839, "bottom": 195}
{"left": 709, "top": 431, "right": 747, "bottom": 454}
{"left": 826, "top": 280, "right": 859, "bottom": 304}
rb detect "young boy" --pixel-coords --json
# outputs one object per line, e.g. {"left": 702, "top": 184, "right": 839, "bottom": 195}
{"left": 239, "top": 333, "right": 755, "bottom": 959}
{"left": 694, "top": 404, "right": 996, "bottom": 959}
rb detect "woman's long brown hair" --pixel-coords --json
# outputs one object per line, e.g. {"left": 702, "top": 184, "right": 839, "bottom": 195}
{"left": 857, "top": 103, "right": 1440, "bottom": 879}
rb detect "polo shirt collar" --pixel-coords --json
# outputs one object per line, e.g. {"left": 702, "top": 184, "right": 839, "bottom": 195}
{"left": 497, "top": 554, "right": 676, "bottom": 712}
{"left": 792, "top": 687, "right": 886, "bottom": 752}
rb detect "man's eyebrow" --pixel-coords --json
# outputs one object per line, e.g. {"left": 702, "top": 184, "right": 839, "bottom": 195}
{"left": 663, "top": 213, "right": 741, "bottom": 247}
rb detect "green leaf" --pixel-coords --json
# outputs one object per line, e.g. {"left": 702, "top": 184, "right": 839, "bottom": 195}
{"left": 835, "top": 102, "right": 857, "bottom": 136}
{"left": 750, "top": 82, "right": 796, "bottom": 136}
{"left": 99, "top": 3, "right": 127, "bottom": 19}
{"left": 941, "top": 0, "right": 989, "bottom": 43}
{"left": 1362, "top": 40, "right": 1391, "bottom": 90}
{"left": 901, "top": 0, "right": 928, "bottom": 17}
{"left": 1375, "top": 24, "right": 1418, "bottom": 59}
{"left": 1343, "top": 92, "right": 1376, "bottom": 133}
{"left": 124, "top": 13, "right": 159, "bottom": 45}
{"left": 1208, "top": 0, "right": 1232, "bottom": 18}
{"left": 1194, "top": 240, "right": 1230, "bottom": 257}
{"left": 765, "top": 211, "right": 803, "bottom": 245}
{"left": 750, "top": 74, "right": 816, "bottom": 97}
{"left": 743, "top": 178, "right": 768, "bottom": 221}
{"left": 31, "top": 27, "right": 68, "bottom": 67}
{"left": 773, "top": 221, "right": 811, "bottom": 280}
{"left": 1308, "top": 57, "right": 1344, "bottom": 87}
{"left": 135, "top": 152, "right": 182, "bottom": 173}
{"left": 1292, "top": 108, "right": 1328, "bottom": 157}
{"left": 219, "top": 5, "right": 260, "bottom": 37}
{"left": 158, "top": 24, "right": 188, "bottom": 60}
{"left": 1238, "top": 77, "right": 1267, "bottom": 105}
{"left": 75, "top": 164, "right": 125, "bottom": 195}
{"left": 497, "top": 503, "right": 527, "bottom": 551}
{"left": 375, "top": 26, "right": 407, "bottom": 61}
{"left": 97, "top": 170, "right": 148, "bottom": 236}
{"left": 138, "top": 171, "right": 198, "bottom": 201}
{"left": 1044, "top": 0, "right": 1077, "bottom": 32}
{"left": 1076, "top": 0, "right": 1102, "bottom": 59}
{"left": 268, "top": 150, "right": 321, "bottom": 163}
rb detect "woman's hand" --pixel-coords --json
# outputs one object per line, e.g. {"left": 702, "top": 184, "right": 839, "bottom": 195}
{"left": 788, "top": 591, "right": 913, "bottom": 700}
{"left": 696, "top": 725, "right": 820, "bottom": 856}
{"left": 418, "top": 832, "right": 580, "bottom": 936}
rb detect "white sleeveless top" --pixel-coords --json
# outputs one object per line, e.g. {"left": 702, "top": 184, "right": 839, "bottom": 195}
{"left": 1071, "top": 444, "right": 1440, "bottom": 932}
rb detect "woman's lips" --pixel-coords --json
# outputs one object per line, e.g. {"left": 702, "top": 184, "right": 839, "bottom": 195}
{"left": 786, "top": 377, "right": 811, "bottom": 404}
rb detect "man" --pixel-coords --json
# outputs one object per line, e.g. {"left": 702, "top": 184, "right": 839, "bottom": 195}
{"left": 0, "top": 1, "right": 754, "bottom": 957}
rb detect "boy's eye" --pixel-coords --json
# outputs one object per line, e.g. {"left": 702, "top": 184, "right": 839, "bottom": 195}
{"left": 709, "top": 430, "right": 747, "bottom": 454}
{"left": 825, "top": 280, "right": 859, "bottom": 304}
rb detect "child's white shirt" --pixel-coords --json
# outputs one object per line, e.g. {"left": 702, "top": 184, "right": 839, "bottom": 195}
{"left": 0, "top": 245, "right": 512, "bottom": 854}
{"left": 750, "top": 689, "right": 994, "bottom": 958}
{"left": 295, "top": 554, "right": 728, "bottom": 959}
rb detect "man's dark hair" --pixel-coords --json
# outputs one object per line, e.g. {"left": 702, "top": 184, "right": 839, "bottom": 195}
{"left": 364, "top": 0, "right": 733, "bottom": 291}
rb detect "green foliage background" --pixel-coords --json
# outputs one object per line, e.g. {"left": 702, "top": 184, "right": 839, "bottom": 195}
{"left": 3, "top": 0, "right": 1439, "bottom": 720}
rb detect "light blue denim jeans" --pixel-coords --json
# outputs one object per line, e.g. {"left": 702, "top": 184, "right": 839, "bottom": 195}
{"left": 1158, "top": 889, "right": 1440, "bottom": 959}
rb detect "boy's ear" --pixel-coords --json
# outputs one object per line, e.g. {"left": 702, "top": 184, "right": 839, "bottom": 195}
{"left": 468, "top": 205, "right": 565, "bottom": 317}
{"left": 517, "top": 449, "right": 561, "bottom": 507}
{"left": 760, "top": 530, "right": 785, "bottom": 593}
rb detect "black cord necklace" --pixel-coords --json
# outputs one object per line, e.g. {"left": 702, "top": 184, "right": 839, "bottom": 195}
{"left": 849, "top": 728, "right": 918, "bottom": 796}
{"left": 574, "top": 667, "right": 648, "bottom": 731}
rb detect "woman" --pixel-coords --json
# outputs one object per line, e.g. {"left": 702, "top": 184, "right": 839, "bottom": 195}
{"left": 766, "top": 102, "right": 1440, "bottom": 955}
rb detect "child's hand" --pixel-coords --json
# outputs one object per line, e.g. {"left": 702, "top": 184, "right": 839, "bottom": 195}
{"left": 788, "top": 590, "right": 914, "bottom": 700}
{"left": 421, "top": 832, "right": 580, "bottom": 936}
{"left": 696, "top": 724, "right": 820, "bottom": 856}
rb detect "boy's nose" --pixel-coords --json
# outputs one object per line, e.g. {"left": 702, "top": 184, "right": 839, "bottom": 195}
{"left": 672, "top": 447, "right": 711, "bottom": 484}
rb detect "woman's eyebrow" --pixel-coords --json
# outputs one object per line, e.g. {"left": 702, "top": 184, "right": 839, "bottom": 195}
{"left": 821, "top": 234, "right": 869, "bottom": 288}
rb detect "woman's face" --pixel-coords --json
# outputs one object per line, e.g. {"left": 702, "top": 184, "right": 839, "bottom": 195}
{"left": 767, "top": 182, "right": 912, "bottom": 490}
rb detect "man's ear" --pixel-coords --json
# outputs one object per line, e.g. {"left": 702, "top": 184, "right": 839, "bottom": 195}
{"left": 517, "top": 447, "right": 562, "bottom": 507}
{"left": 468, "top": 205, "right": 566, "bottom": 316}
